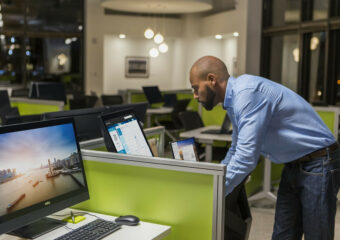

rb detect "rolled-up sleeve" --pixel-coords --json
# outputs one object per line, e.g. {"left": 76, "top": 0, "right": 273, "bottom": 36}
{"left": 225, "top": 89, "right": 274, "bottom": 195}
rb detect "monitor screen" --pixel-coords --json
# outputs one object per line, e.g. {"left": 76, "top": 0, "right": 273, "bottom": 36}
{"left": 142, "top": 86, "right": 163, "bottom": 105}
{"left": 44, "top": 107, "right": 106, "bottom": 141}
{"left": 0, "top": 118, "right": 89, "bottom": 236}
{"left": 101, "top": 110, "right": 153, "bottom": 157}
{"left": 170, "top": 138, "right": 199, "bottom": 162}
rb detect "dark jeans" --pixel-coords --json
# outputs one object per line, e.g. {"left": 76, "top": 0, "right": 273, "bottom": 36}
{"left": 272, "top": 148, "right": 340, "bottom": 240}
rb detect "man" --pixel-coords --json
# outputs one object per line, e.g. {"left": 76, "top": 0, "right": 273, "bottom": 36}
{"left": 189, "top": 56, "right": 340, "bottom": 239}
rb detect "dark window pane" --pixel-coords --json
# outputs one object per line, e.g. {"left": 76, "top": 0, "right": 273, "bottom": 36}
{"left": 313, "top": 0, "right": 328, "bottom": 20}
{"left": 269, "top": 34, "right": 299, "bottom": 92}
{"left": 26, "top": 0, "right": 83, "bottom": 33}
{"left": 308, "top": 32, "right": 326, "bottom": 103}
{"left": 27, "top": 37, "right": 82, "bottom": 92}
{"left": 0, "top": 0, "right": 25, "bottom": 31}
{"left": 0, "top": 35, "right": 24, "bottom": 84}
{"left": 272, "top": 0, "right": 301, "bottom": 26}
{"left": 334, "top": 31, "right": 340, "bottom": 104}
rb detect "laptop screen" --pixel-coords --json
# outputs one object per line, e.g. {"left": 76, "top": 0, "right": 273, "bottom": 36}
{"left": 101, "top": 110, "right": 153, "bottom": 157}
{"left": 170, "top": 138, "right": 199, "bottom": 162}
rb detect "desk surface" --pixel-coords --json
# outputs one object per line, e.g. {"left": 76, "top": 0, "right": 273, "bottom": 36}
{"left": 180, "top": 126, "right": 232, "bottom": 142}
{"left": 0, "top": 209, "right": 171, "bottom": 240}
{"left": 146, "top": 107, "right": 173, "bottom": 114}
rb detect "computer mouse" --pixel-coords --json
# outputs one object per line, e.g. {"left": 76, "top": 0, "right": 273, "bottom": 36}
{"left": 115, "top": 215, "right": 140, "bottom": 226}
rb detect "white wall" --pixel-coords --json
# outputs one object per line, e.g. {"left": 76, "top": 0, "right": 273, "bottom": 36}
{"left": 85, "top": 0, "right": 262, "bottom": 94}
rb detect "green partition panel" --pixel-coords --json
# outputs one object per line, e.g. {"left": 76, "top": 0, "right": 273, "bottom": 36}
{"left": 316, "top": 111, "right": 335, "bottom": 133}
{"left": 73, "top": 160, "right": 214, "bottom": 240}
{"left": 10, "top": 102, "right": 61, "bottom": 115}
{"left": 201, "top": 104, "right": 225, "bottom": 126}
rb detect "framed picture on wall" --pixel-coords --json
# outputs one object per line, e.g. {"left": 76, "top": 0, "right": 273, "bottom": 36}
{"left": 125, "top": 56, "right": 150, "bottom": 78}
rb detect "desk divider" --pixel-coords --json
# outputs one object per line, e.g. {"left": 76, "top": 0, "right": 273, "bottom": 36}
{"left": 74, "top": 145, "right": 225, "bottom": 240}
{"left": 10, "top": 97, "right": 64, "bottom": 115}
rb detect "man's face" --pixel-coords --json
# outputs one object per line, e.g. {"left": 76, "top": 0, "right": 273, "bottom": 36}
{"left": 190, "top": 73, "right": 216, "bottom": 111}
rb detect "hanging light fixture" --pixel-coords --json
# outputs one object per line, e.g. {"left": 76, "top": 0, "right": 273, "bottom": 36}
{"left": 154, "top": 33, "right": 164, "bottom": 44}
{"left": 159, "top": 43, "right": 168, "bottom": 53}
{"left": 144, "top": 28, "right": 154, "bottom": 39}
{"left": 149, "top": 48, "right": 159, "bottom": 58}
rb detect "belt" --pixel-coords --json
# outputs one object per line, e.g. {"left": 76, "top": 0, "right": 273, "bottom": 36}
{"left": 297, "top": 142, "right": 340, "bottom": 163}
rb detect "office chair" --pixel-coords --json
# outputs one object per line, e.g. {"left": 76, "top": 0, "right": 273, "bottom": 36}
{"left": 178, "top": 111, "right": 204, "bottom": 130}
{"left": 0, "top": 90, "right": 11, "bottom": 112}
{"left": 101, "top": 94, "right": 123, "bottom": 106}
{"left": 155, "top": 99, "right": 191, "bottom": 141}
{"left": 178, "top": 111, "right": 228, "bottom": 161}
{"left": 85, "top": 95, "right": 98, "bottom": 108}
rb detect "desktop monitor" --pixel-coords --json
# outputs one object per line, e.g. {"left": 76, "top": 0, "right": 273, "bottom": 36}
{"left": 43, "top": 107, "right": 106, "bottom": 142}
{"left": 104, "top": 102, "right": 148, "bottom": 124}
{"left": 29, "top": 82, "right": 66, "bottom": 103}
{"left": 100, "top": 109, "right": 153, "bottom": 157}
{"left": 0, "top": 118, "right": 89, "bottom": 238}
{"left": 142, "top": 86, "right": 163, "bottom": 105}
{"left": 170, "top": 138, "right": 199, "bottom": 162}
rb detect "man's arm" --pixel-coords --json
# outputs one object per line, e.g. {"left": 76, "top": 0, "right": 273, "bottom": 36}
{"left": 221, "top": 120, "right": 237, "bottom": 165}
{"left": 225, "top": 89, "right": 275, "bottom": 195}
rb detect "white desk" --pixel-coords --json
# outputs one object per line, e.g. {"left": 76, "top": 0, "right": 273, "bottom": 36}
{"left": 0, "top": 209, "right": 171, "bottom": 240}
{"left": 180, "top": 126, "right": 276, "bottom": 203}
{"left": 146, "top": 107, "right": 173, "bottom": 128}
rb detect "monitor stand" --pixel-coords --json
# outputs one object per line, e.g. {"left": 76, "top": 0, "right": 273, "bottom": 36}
{"left": 8, "top": 217, "right": 67, "bottom": 239}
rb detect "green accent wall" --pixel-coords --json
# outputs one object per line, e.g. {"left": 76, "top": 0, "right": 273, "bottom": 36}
{"left": 73, "top": 160, "right": 215, "bottom": 240}
{"left": 10, "top": 102, "right": 61, "bottom": 115}
{"left": 316, "top": 111, "right": 335, "bottom": 133}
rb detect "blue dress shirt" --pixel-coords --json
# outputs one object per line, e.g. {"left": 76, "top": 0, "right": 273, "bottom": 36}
{"left": 222, "top": 74, "right": 336, "bottom": 195}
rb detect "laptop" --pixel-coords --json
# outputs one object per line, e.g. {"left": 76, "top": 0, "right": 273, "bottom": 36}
{"left": 170, "top": 137, "right": 199, "bottom": 162}
{"left": 201, "top": 114, "right": 232, "bottom": 135}
{"left": 100, "top": 109, "right": 154, "bottom": 157}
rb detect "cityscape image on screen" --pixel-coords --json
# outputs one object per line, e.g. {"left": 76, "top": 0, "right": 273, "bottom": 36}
{"left": 0, "top": 123, "right": 86, "bottom": 217}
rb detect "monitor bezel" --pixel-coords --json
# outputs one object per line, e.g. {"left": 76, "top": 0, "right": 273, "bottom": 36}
{"left": 0, "top": 118, "right": 89, "bottom": 235}
{"left": 100, "top": 108, "right": 154, "bottom": 157}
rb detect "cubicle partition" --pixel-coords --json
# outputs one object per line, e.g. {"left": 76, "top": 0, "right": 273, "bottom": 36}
{"left": 314, "top": 106, "right": 339, "bottom": 140}
{"left": 74, "top": 147, "right": 226, "bottom": 240}
{"left": 10, "top": 97, "right": 65, "bottom": 115}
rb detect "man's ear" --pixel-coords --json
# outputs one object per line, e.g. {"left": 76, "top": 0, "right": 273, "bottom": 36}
{"left": 207, "top": 73, "right": 216, "bottom": 86}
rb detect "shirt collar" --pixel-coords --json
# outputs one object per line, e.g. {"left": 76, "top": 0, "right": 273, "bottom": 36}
{"left": 223, "top": 76, "right": 235, "bottom": 109}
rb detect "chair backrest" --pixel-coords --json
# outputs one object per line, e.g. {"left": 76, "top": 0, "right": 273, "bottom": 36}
{"left": 163, "top": 93, "right": 177, "bottom": 107}
{"left": 0, "top": 90, "right": 11, "bottom": 111}
{"left": 172, "top": 99, "right": 191, "bottom": 128}
{"left": 101, "top": 94, "right": 123, "bottom": 106}
{"left": 85, "top": 95, "right": 98, "bottom": 108}
{"left": 178, "top": 111, "right": 204, "bottom": 131}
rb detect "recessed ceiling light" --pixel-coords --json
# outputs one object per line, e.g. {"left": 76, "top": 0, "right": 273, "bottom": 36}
{"left": 119, "top": 34, "right": 126, "bottom": 39}
{"left": 233, "top": 32, "right": 239, "bottom": 37}
{"left": 144, "top": 28, "right": 154, "bottom": 39}
{"left": 215, "top": 35, "right": 222, "bottom": 40}
{"left": 154, "top": 33, "right": 164, "bottom": 44}
{"left": 149, "top": 48, "right": 159, "bottom": 58}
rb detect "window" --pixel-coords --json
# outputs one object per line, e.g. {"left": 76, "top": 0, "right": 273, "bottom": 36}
{"left": 269, "top": 34, "right": 299, "bottom": 92}
{"left": 0, "top": 0, "right": 84, "bottom": 92}
{"left": 271, "top": 0, "right": 301, "bottom": 27}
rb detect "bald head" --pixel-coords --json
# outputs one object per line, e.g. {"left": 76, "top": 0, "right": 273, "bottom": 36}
{"left": 190, "top": 56, "right": 229, "bottom": 83}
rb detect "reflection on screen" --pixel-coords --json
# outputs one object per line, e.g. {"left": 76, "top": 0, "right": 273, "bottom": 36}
{"left": 106, "top": 115, "right": 152, "bottom": 157}
{"left": 0, "top": 123, "right": 86, "bottom": 217}
{"left": 171, "top": 138, "right": 198, "bottom": 162}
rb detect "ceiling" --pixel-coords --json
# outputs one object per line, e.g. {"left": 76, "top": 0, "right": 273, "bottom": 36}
{"left": 103, "top": 0, "right": 236, "bottom": 17}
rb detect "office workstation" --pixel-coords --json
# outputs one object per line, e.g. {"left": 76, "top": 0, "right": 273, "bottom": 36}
{"left": 1, "top": 0, "right": 340, "bottom": 239}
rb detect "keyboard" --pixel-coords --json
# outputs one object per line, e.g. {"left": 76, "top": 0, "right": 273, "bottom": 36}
{"left": 54, "top": 219, "right": 121, "bottom": 240}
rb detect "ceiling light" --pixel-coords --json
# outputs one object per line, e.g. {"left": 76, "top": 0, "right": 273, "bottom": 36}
{"left": 233, "top": 32, "right": 239, "bottom": 37}
{"left": 10, "top": 37, "right": 15, "bottom": 43}
{"left": 154, "top": 33, "right": 164, "bottom": 44}
{"left": 71, "top": 37, "right": 78, "bottom": 41}
{"left": 144, "top": 28, "right": 154, "bottom": 39}
{"left": 65, "top": 38, "right": 72, "bottom": 45}
{"left": 310, "top": 36, "right": 319, "bottom": 51}
{"left": 215, "top": 34, "right": 222, "bottom": 40}
{"left": 0, "top": 34, "right": 4, "bottom": 40}
{"left": 292, "top": 48, "right": 299, "bottom": 62}
{"left": 119, "top": 34, "right": 126, "bottom": 39}
{"left": 26, "top": 50, "right": 31, "bottom": 56}
{"left": 149, "top": 48, "right": 159, "bottom": 58}
{"left": 159, "top": 43, "right": 168, "bottom": 53}
{"left": 78, "top": 25, "right": 83, "bottom": 31}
